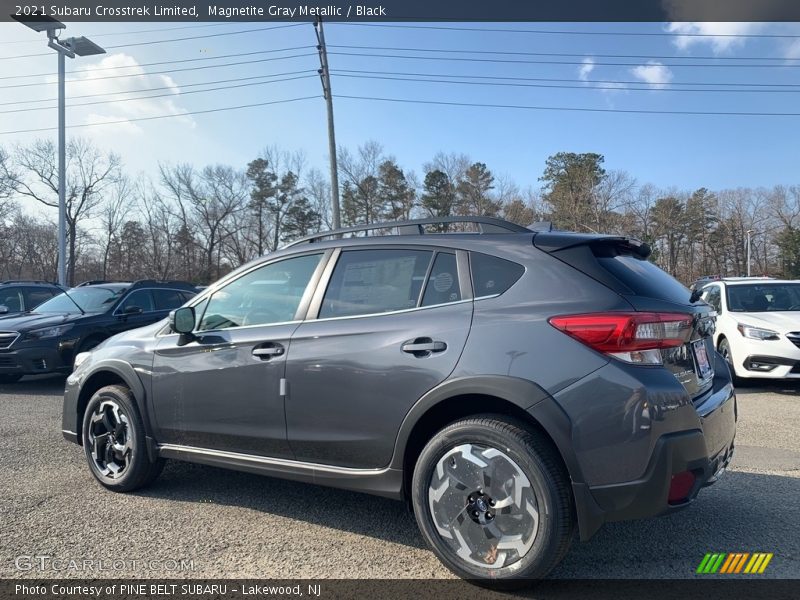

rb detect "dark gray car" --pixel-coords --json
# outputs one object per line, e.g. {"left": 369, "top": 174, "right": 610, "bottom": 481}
{"left": 62, "top": 217, "right": 736, "bottom": 586}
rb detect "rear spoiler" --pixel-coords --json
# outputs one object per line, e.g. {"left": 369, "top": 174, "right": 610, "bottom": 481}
{"left": 533, "top": 231, "right": 651, "bottom": 259}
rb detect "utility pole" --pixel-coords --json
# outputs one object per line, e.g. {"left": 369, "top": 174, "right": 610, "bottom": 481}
{"left": 746, "top": 229, "right": 753, "bottom": 277}
{"left": 314, "top": 17, "right": 341, "bottom": 230}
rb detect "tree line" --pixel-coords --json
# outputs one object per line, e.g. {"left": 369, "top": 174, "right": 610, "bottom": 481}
{"left": 0, "top": 139, "right": 798, "bottom": 287}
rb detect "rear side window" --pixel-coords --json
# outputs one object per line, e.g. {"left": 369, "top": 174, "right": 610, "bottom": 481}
{"left": 153, "top": 289, "right": 187, "bottom": 311}
{"left": 470, "top": 252, "right": 524, "bottom": 297}
{"left": 23, "top": 287, "right": 57, "bottom": 310}
{"left": 421, "top": 252, "right": 461, "bottom": 307}
{"left": 320, "top": 249, "right": 433, "bottom": 318}
{"left": 595, "top": 250, "right": 690, "bottom": 304}
{"left": 702, "top": 285, "right": 722, "bottom": 313}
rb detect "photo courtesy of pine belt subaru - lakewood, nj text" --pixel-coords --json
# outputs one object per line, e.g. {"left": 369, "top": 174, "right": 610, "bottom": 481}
{"left": 61, "top": 217, "right": 736, "bottom": 586}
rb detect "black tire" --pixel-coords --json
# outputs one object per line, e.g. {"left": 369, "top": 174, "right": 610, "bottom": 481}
{"left": 718, "top": 338, "right": 742, "bottom": 385}
{"left": 0, "top": 373, "right": 22, "bottom": 384}
{"left": 81, "top": 384, "right": 164, "bottom": 492}
{"left": 411, "top": 415, "right": 575, "bottom": 587}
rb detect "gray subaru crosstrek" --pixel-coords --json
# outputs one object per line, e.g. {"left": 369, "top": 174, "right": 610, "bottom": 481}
{"left": 62, "top": 217, "right": 736, "bottom": 585}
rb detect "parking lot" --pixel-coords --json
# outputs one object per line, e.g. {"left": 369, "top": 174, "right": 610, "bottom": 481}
{"left": 1, "top": 376, "right": 798, "bottom": 580}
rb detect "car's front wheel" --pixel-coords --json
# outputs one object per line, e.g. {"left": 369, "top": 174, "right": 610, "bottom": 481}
{"left": 718, "top": 337, "right": 741, "bottom": 382}
{"left": 411, "top": 415, "right": 575, "bottom": 587}
{"left": 81, "top": 384, "right": 164, "bottom": 492}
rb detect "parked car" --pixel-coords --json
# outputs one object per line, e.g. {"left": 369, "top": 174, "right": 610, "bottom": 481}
{"left": 700, "top": 277, "right": 800, "bottom": 379}
{"left": 62, "top": 217, "right": 736, "bottom": 586}
{"left": 0, "top": 280, "right": 62, "bottom": 317}
{"left": 0, "top": 280, "right": 196, "bottom": 383}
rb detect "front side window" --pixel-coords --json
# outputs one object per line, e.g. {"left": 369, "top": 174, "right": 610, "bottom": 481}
{"left": 320, "top": 249, "right": 433, "bottom": 319}
{"left": 0, "top": 289, "right": 23, "bottom": 313}
{"left": 198, "top": 253, "right": 323, "bottom": 331}
{"left": 117, "top": 290, "right": 155, "bottom": 314}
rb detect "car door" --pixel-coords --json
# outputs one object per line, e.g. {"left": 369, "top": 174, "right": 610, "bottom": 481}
{"left": 109, "top": 289, "right": 160, "bottom": 335}
{"left": 285, "top": 247, "right": 473, "bottom": 469}
{"left": 151, "top": 252, "right": 328, "bottom": 458}
{"left": 701, "top": 284, "right": 723, "bottom": 345}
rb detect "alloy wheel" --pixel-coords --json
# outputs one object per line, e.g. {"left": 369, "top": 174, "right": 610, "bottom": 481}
{"left": 428, "top": 443, "right": 539, "bottom": 569}
{"left": 87, "top": 400, "right": 132, "bottom": 479}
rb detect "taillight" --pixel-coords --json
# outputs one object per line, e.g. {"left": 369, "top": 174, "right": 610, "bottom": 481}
{"left": 548, "top": 312, "right": 694, "bottom": 365}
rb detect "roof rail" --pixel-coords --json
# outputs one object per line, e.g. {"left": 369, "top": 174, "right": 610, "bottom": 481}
{"left": 130, "top": 279, "right": 196, "bottom": 289}
{"left": 75, "top": 280, "right": 123, "bottom": 287}
{"left": 285, "top": 216, "right": 530, "bottom": 247}
{"left": 0, "top": 279, "right": 58, "bottom": 285}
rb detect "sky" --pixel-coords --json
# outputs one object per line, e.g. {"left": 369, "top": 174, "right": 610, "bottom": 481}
{"left": 1, "top": 20, "right": 800, "bottom": 214}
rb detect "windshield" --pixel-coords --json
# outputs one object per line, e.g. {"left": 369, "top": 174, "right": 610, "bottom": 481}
{"left": 727, "top": 283, "right": 800, "bottom": 312}
{"left": 34, "top": 287, "right": 124, "bottom": 314}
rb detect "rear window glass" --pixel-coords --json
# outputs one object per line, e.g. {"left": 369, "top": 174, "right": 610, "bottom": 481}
{"left": 320, "top": 249, "right": 433, "bottom": 318}
{"left": 470, "top": 252, "right": 524, "bottom": 297}
{"left": 596, "top": 251, "right": 690, "bottom": 303}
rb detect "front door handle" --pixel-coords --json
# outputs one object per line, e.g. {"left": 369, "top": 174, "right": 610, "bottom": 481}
{"left": 402, "top": 337, "right": 447, "bottom": 357}
{"left": 252, "top": 343, "right": 285, "bottom": 360}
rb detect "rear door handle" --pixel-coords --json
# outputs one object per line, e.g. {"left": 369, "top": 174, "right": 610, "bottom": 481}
{"left": 252, "top": 343, "right": 285, "bottom": 360}
{"left": 402, "top": 338, "right": 447, "bottom": 357}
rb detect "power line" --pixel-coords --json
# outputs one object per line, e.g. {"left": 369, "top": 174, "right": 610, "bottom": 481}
{"left": 0, "top": 95, "right": 320, "bottom": 136}
{"left": 0, "top": 45, "right": 316, "bottom": 81}
{"left": 0, "top": 74, "right": 318, "bottom": 114}
{"left": 328, "top": 50, "right": 800, "bottom": 69}
{"left": 337, "top": 94, "right": 800, "bottom": 117}
{"left": 332, "top": 71, "right": 800, "bottom": 94}
{"left": 337, "top": 23, "right": 800, "bottom": 39}
{"left": 333, "top": 68, "right": 800, "bottom": 88}
{"left": 2, "top": 23, "right": 306, "bottom": 61}
{"left": 0, "top": 69, "right": 319, "bottom": 107}
{"left": 0, "top": 53, "right": 317, "bottom": 90}
{"left": 330, "top": 44, "right": 799, "bottom": 62}
{"left": 0, "top": 23, "right": 236, "bottom": 46}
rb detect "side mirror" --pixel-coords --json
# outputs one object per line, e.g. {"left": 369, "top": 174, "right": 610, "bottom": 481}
{"left": 0, "top": 305, "right": 8, "bottom": 314}
{"left": 122, "top": 305, "right": 144, "bottom": 315}
{"left": 170, "top": 306, "right": 195, "bottom": 334}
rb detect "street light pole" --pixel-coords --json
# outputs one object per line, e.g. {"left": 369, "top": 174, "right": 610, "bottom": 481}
{"left": 746, "top": 229, "right": 753, "bottom": 277}
{"left": 57, "top": 49, "right": 66, "bottom": 287}
{"left": 12, "top": 17, "right": 105, "bottom": 286}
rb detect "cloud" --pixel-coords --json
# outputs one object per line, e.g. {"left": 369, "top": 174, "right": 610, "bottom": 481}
{"left": 65, "top": 53, "right": 194, "bottom": 132}
{"left": 665, "top": 22, "right": 765, "bottom": 54}
{"left": 578, "top": 57, "right": 595, "bottom": 81}
{"left": 630, "top": 61, "right": 674, "bottom": 89}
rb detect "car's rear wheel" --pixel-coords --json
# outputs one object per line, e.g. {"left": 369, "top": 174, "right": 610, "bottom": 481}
{"left": 81, "top": 384, "right": 164, "bottom": 492}
{"left": 411, "top": 415, "right": 574, "bottom": 587}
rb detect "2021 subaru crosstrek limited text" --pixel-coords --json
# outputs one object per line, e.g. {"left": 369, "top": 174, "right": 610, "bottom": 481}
{"left": 62, "top": 217, "right": 736, "bottom": 585}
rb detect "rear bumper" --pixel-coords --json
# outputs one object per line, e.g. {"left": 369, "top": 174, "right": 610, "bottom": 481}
{"left": 571, "top": 381, "right": 736, "bottom": 540}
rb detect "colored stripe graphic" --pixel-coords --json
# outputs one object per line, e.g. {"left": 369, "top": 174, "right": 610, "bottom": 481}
{"left": 697, "top": 552, "right": 773, "bottom": 574}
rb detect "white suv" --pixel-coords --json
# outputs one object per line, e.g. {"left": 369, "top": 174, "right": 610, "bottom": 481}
{"left": 701, "top": 277, "right": 800, "bottom": 379}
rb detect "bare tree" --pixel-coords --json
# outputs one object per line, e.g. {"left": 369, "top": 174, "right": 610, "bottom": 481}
{"left": 11, "top": 138, "right": 121, "bottom": 285}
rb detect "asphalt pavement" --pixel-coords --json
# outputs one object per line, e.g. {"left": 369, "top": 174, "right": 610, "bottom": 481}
{"left": 0, "top": 375, "right": 797, "bottom": 580}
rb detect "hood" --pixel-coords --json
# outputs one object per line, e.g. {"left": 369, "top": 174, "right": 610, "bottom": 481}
{"left": 0, "top": 312, "right": 85, "bottom": 332}
{"left": 730, "top": 311, "right": 800, "bottom": 333}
